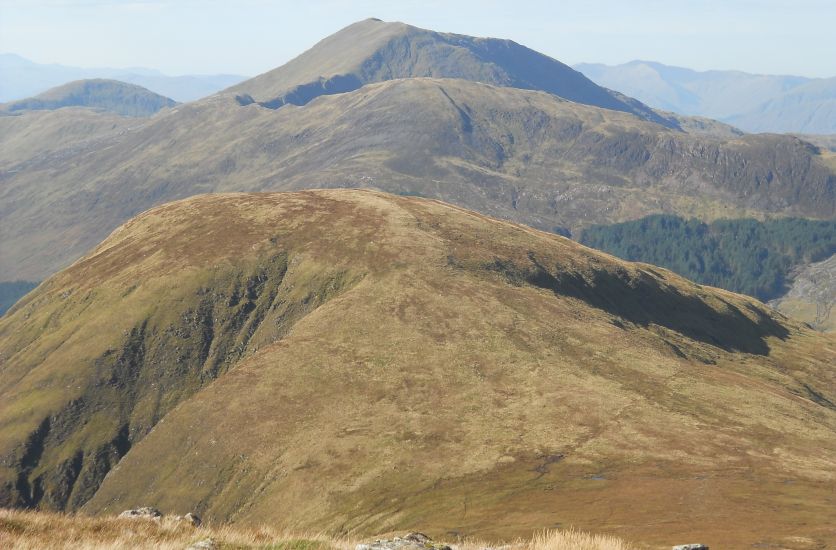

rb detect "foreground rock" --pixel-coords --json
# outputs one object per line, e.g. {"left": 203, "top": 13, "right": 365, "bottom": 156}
{"left": 118, "top": 507, "right": 201, "bottom": 527}
{"left": 357, "top": 532, "right": 451, "bottom": 550}
{"left": 186, "top": 538, "right": 218, "bottom": 550}
{"left": 174, "top": 512, "right": 202, "bottom": 527}
{"left": 673, "top": 545, "right": 708, "bottom": 550}
{"left": 118, "top": 507, "right": 162, "bottom": 520}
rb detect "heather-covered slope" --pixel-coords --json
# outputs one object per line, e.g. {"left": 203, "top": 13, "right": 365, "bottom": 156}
{"left": 0, "top": 79, "right": 177, "bottom": 117}
{"left": 2, "top": 78, "right": 834, "bottom": 283}
{"left": 0, "top": 191, "right": 833, "bottom": 548}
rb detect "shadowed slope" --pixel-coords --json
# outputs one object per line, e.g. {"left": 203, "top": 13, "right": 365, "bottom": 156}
{"left": 0, "top": 191, "right": 833, "bottom": 548}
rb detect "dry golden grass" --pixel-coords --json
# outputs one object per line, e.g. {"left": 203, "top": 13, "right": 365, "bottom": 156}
{"left": 1, "top": 191, "right": 834, "bottom": 549}
{"left": 0, "top": 509, "right": 634, "bottom": 550}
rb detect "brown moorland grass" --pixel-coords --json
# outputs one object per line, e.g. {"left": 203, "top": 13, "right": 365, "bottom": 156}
{"left": 0, "top": 190, "right": 833, "bottom": 549}
{"left": 0, "top": 508, "right": 635, "bottom": 550}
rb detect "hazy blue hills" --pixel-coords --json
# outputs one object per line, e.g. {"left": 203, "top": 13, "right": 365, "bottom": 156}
{"left": 0, "top": 53, "right": 247, "bottom": 102}
{"left": 725, "top": 77, "right": 836, "bottom": 134}
{"left": 575, "top": 60, "right": 836, "bottom": 134}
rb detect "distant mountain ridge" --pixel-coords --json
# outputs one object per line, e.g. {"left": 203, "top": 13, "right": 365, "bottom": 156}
{"left": 229, "top": 18, "right": 675, "bottom": 127}
{"left": 3, "top": 76, "right": 833, "bottom": 283}
{"left": 0, "top": 53, "right": 248, "bottom": 103}
{"left": 1, "top": 19, "right": 834, "bottom": 291}
{"left": 724, "top": 76, "right": 836, "bottom": 134}
{"left": 575, "top": 60, "right": 836, "bottom": 134}
{"left": 0, "top": 79, "right": 177, "bottom": 117}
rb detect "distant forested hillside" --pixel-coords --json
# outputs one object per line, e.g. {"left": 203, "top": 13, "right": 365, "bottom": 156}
{"left": 580, "top": 216, "right": 836, "bottom": 301}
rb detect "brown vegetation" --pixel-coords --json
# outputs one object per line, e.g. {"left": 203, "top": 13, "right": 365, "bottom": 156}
{"left": 0, "top": 508, "right": 636, "bottom": 550}
{"left": 0, "top": 190, "right": 833, "bottom": 549}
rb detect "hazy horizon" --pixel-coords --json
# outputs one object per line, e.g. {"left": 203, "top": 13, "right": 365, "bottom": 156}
{"left": 1, "top": 0, "right": 834, "bottom": 79}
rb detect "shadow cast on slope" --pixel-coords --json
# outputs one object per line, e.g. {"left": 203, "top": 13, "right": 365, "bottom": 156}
{"left": 237, "top": 74, "right": 364, "bottom": 109}
{"left": 487, "top": 253, "right": 789, "bottom": 356}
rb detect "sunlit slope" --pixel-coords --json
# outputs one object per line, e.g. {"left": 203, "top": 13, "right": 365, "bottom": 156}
{"left": 0, "top": 190, "right": 832, "bottom": 548}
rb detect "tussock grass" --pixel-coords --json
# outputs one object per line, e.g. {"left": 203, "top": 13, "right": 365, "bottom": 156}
{"left": 490, "top": 530, "right": 634, "bottom": 550}
{"left": 0, "top": 509, "right": 633, "bottom": 550}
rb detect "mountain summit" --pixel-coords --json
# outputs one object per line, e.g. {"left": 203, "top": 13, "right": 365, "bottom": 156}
{"left": 228, "top": 18, "right": 673, "bottom": 126}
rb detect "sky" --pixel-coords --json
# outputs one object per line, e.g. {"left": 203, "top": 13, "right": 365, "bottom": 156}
{"left": 0, "top": 0, "right": 834, "bottom": 78}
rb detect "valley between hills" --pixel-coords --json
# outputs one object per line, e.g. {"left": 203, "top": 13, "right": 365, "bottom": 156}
{"left": 0, "top": 15, "right": 835, "bottom": 550}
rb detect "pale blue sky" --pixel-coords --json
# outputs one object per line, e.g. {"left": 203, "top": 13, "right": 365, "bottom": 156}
{"left": 0, "top": 0, "right": 834, "bottom": 78}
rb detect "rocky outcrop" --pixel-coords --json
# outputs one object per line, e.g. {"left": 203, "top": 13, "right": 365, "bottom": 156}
{"left": 771, "top": 254, "right": 836, "bottom": 332}
{"left": 118, "top": 507, "right": 162, "bottom": 520}
{"left": 357, "top": 533, "right": 451, "bottom": 550}
{"left": 118, "top": 507, "right": 201, "bottom": 528}
{"left": 672, "top": 545, "right": 708, "bottom": 550}
{"left": 174, "top": 512, "right": 202, "bottom": 527}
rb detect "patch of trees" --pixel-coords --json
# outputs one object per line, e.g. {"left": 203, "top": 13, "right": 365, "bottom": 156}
{"left": 580, "top": 216, "right": 836, "bottom": 301}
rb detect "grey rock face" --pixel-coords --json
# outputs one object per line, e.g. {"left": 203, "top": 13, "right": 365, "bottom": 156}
{"left": 118, "top": 507, "right": 162, "bottom": 520}
{"left": 356, "top": 532, "right": 451, "bottom": 550}
{"left": 672, "top": 545, "right": 708, "bottom": 550}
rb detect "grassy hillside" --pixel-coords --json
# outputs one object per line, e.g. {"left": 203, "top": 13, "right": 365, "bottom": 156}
{"left": 0, "top": 191, "right": 833, "bottom": 548}
{"left": 580, "top": 215, "right": 836, "bottom": 301}
{"left": 0, "top": 509, "right": 635, "bottom": 550}
{"left": 2, "top": 77, "right": 833, "bottom": 283}
{"left": 0, "top": 79, "right": 177, "bottom": 117}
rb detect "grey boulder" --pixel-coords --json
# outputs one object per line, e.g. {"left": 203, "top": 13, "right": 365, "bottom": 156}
{"left": 356, "top": 532, "right": 451, "bottom": 550}
{"left": 118, "top": 507, "right": 162, "bottom": 520}
{"left": 174, "top": 512, "right": 202, "bottom": 527}
{"left": 186, "top": 538, "right": 218, "bottom": 550}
